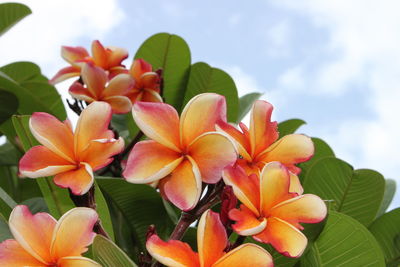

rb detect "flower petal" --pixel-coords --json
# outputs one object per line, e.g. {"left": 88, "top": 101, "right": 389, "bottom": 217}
{"left": 50, "top": 66, "right": 81, "bottom": 84}
{"left": 53, "top": 163, "right": 94, "bottom": 195}
{"left": 74, "top": 101, "right": 113, "bottom": 155}
{"left": 103, "top": 96, "right": 132, "bottom": 114}
{"left": 146, "top": 234, "right": 199, "bottom": 267}
{"left": 159, "top": 157, "right": 202, "bottom": 211}
{"left": 132, "top": 101, "right": 181, "bottom": 152}
{"left": 9, "top": 205, "right": 57, "bottom": 264}
{"left": 197, "top": 210, "right": 227, "bottom": 267}
{"left": 61, "top": 46, "right": 89, "bottom": 64}
{"left": 257, "top": 134, "right": 314, "bottom": 174}
{"left": 91, "top": 40, "right": 107, "bottom": 68}
{"left": 58, "top": 256, "right": 100, "bottom": 267}
{"left": 289, "top": 172, "right": 304, "bottom": 195}
{"left": 188, "top": 132, "right": 236, "bottom": 184}
{"left": 222, "top": 165, "right": 260, "bottom": 215}
{"left": 249, "top": 100, "right": 278, "bottom": 157}
{"left": 50, "top": 207, "right": 98, "bottom": 260}
{"left": 123, "top": 140, "right": 183, "bottom": 184}
{"left": 180, "top": 93, "right": 227, "bottom": 147}
{"left": 216, "top": 122, "right": 251, "bottom": 161}
{"left": 19, "top": 146, "right": 76, "bottom": 178}
{"left": 141, "top": 72, "right": 160, "bottom": 89}
{"left": 213, "top": 244, "right": 273, "bottom": 267}
{"left": 142, "top": 89, "right": 163, "bottom": 102}
{"left": 68, "top": 82, "right": 95, "bottom": 103}
{"left": 260, "top": 162, "right": 295, "bottom": 215}
{"left": 0, "top": 239, "right": 46, "bottom": 266}
{"left": 103, "top": 73, "right": 134, "bottom": 98}
{"left": 229, "top": 205, "right": 267, "bottom": 236}
{"left": 130, "top": 59, "right": 153, "bottom": 81}
{"left": 81, "top": 63, "right": 107, "bottom": 98}
{"left": 270, "top": 194, "right": 327, "bottom": 228}
{"left": 106, "top": 46, "right": 128, "bottom": 67}
{"left": 253, "top": 217, "right": 307, "bottom": 258}
{"left": 30, "top": 112, "right": 75, "bottom": 163}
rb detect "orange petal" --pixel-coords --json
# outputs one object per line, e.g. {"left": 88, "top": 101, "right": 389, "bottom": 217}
{"left": 81, "top": 63, "right": 107, "bottom": 98}
{"left": 260, "top": 162, "right": 294, "bottom": 215}
{"left": 9, "top": 205, "right": 57, "bottom": 264}
{"left": 79, "top": 138, "right": 124, "bottom": 171}
{"left": 103, "top": 96, "right": 132, "bottom": 114}
{"left": 61, "top": 46, "right": 89, "bottom": 64}
{"left": 132, "top": 101, "right": 181, "bottom": 152}
{"left": 159, "top": 157, "right": 202, "bottom": 211}
{"left": 123, "top": 140, "right": 183, "bottom": 184}
{"left": 249, "top": 100, "right": 278, "bottom": 157}
{"left": 0, "top": 239, "right": 45, "bottom": 266}
{"left": 130, "top": 59, "right": 153, "bottom": 81}
{"left": 30, "top": 112, "right": 75, "bottom": 163}
{"left": 69, "top": 82, "right": 95, "bottom": 103}
{"left": 141, "top": 72, "right": 160, "bottom": 89}
{"left": 253, "top": 217, "right": 307, "bottom": 258}
{"left": 91, "top": 40, "right": 107, "bottom": 68}
{"left": 50, "top": 207, "right": 97, "bottom": 260}
{"left": 50, "top": 66, "right": 81, "bottom": 84}
{"left": 74, "top": 101, "right": 114, "bottom": 155}
{"left": 216, "top": 122, "right": 251, "bottom": 161}
{"left": 188, "top": 132, "right": 236, "bottom": 184}
{"left": 289, "top": 172, "right": 304, "bottom": 195}
{"left": 53, "top": 163, "right": 94, "bottom": 195}
{"left": 229, "top": 205, "right": 266, "bottom": 236}
{"left": 109, "top": 66, "right": 129, "bottom": 79}
{"left": 222, "top": 165, "right": 260, "bottom": 215}
{"left": 19, "top": 146, "right": 76, "bottom": 178}
{"left": 213, "top": 244, "right": 273, "bottom": 267}
{"left": 270, "top": 194, "right": 327, "bottom": 229}
{"left": 106, "top": 46, "right": 128, "bottom": 67}
{"left": 197, "top": 210, "right": 227, "bottom": 267}
{"left": 142, "top": 89, "right": 163, "bottom": 102}
{"left": 180, "top": 93, "right": 227, "bottom": 147}
{"left": 102, "top": 73, "right": 134, "bottom": 98}
{"left": 58, "top": 256, "right": 100, "bottom": 267}
{"left": 146, "top": 234, "right": 199, "bottom": 267}
{"left": 257, "top": 134, "right": 314, "bottom": 174}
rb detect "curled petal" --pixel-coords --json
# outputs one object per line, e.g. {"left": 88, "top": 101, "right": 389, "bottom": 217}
{"left": 160, "top": 157, "right": 202, "bottom": 211}
{"left": 81, "top": 63, "right": 107, "bottom": 98}
{"left": 9, "top": 205, "right": 57, "bottom": 264}
{"left": 58, "top": 256, "right": 100, "bottom": 267}
{"left": 91, "top": 40, "right": 107, "bottom": 68}
{"left": 146, "top": 234, "right": 199, "bottom": 267}
{"left": 197, "top": 210, "right": 227, "bottom": 267}
{"left": 229, "top": 205, "right": 266, "bottom": 236}
{"left": 289, "top": 172, "right": 303, "bottom": 195}
{"left": 61, "top": 46, "right": 89, "bottom": 64}
{"left": 213, "top": 244, "right": 273, "bottom": 267}
{"left": 106, "top": 46, "right": 128, "bottom": 67}
{"left": 188, "top": 132, "right": 237, "bottom": 184}
{"left": 19, "top": 146, "right": 76, "bottom": 178}
{"left": 53, "top": 163, "right": 94, "bottom": 195}
{"left": 141, "top": 72, "right": 160, "bottom": 89}
{"left": 216, "top": 122, "right": 251, "bottom": 161}
{"left": 69, "top": 82, "right": 95, "bottom": 103}
{"left": 142, "top": 89, "right": 163, "bottom": 102}
{"left": 50, "top": 207, "right": 98, "bottom": 260}
{"left": 130, "top": 59, "right": 153, "bottom": 81}
{"left": 80, "top": 138, "right": 124, "bottom": 171}
{"left": 123, "top": 140, "right": 183, "bottom": 184}
{"left": 132, "top": 101, "right": 181, "bottom": 152}
{"left": 103, "top": 96, "right": 132, "bottom": 114}
{"left": 30, "top": 112, "right": 75, "bottom": 163}
{"left": 180, "top": 93, "right": 227, "bottom": 147}
{"left": 50, "top": 66, "right": 81, "bottom": 84}
{"left": 253, "top": 217, "right": 307, "bottom": 258}
{"left": 0, "top": 239, "right": 45, "bottom": 266}
{"left": 102, "top": 74, "right": 134, "bottom": 98}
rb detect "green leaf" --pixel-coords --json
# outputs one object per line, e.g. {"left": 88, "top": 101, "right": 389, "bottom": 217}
{"left": 97, "top": 177, "right": 174, "bottom": 250}
{"left": 236, "top": 92, "right": 262, "bottom": 123}
{"left": 20, "top": 197, "right": 48, "bottom": 213}
{"left": 277, "top": 119, "right": 306, "bottom": 137}
{"left": 377, "top": 179, "right": 396, "bottom": 217}
{"left": 12, "top": 115, "right": 74, "bottom": 219}
{"left": 303, "top": 157, "right": 385, "bottom": 226}
{"left": 92, "top": 234, "right": 137, "bottom": 267}
{"left": 369, "top": 208, "right": 400, "bottom": 266}
{"left": 134, "top": 33, "right": 191, "bottom": 110}
{"left": 0, "top": 214, "right": 12, "bottom": 242}
{"left": 182, "top": 62, "right": 239, "bottom": 122}
{"left": 0, "top": 62, "right": 42, "bottom": 82}
{"left": 0, "top": 3, "right": 31, "bottom": 36}
{"left": 0, "top": 186, "right": 17, "bottom": 217}
{"left": 94, "top": 181, "right": 115, "bottom": 241}
{"left": 0, "top": 90, "right": 18, "bottom": 125}
{"left": 0, "top": 141, "right": 21, "bottom": 165}
{"left": 301, "top": 211, "right": 385, "bottom": 266}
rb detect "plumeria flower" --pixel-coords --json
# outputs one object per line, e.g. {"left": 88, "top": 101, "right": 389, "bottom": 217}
{"left": 123, "top": 93, "right": 237, "bottom": 211}
{"left": 0, "top": 205, "right": 100, "bottom": 266}
{"left": 69, "top": 63, "right": 134, "bottom": 114}
{"left": 223, "top": 162, "right": 327, "bottom": 258}
{"left": 217, "top": 100, "right": 314, "bottom": 176}
{"left": 19, "top": 101, "right": 124, "bottom": 195}
{"left": 125, "top": 59, "right": 163, "bottom": 103}
{"left": 147, "top": 209, "right": 273, "bottom": 267}
{"left": 50, "top": 40, "right": 128, "bottom": 84}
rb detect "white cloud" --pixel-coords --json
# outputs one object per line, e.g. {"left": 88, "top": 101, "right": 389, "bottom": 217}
{"left": 264, "top": 20, "right": 292, "bottom": 57}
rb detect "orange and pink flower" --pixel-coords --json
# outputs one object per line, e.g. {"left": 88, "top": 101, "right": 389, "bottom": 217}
{"left": 69, "top": 63, "right": 134, "bottom": 114}
{"left": 50, "top": 40, "right": 128, "bottom": 84}
{"left": 123, "top": 93, "right": 237, "bottom": 211}
{"left": 146, "top": 209, "right": 273, "bottom": 267}
{"left": 0, "top": 205, "right": 100, "bottom": 266}
{"left": 223, "top": 162, "right": 327, "bottom": 258}
{"left": 19, "top": 101, "right": 124, "bottom": 195}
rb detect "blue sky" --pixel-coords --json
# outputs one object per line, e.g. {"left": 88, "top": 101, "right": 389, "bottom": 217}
{"left": 1, "top": 0, "right": 399, "bottom": 207}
